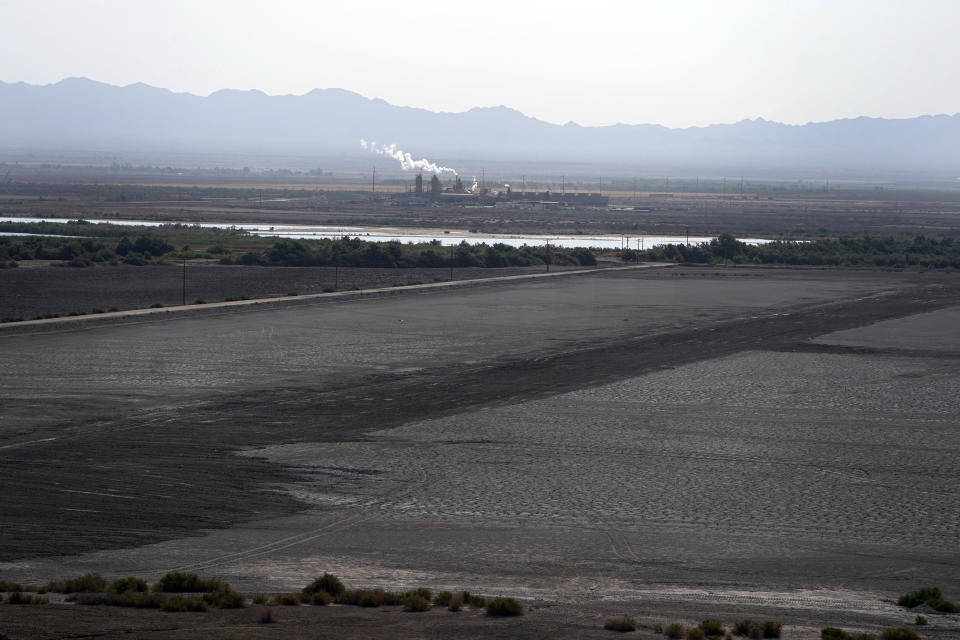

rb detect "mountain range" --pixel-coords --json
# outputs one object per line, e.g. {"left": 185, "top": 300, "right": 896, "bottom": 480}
{"left": 1, "top": 77, "right": 958, "bottom": 175}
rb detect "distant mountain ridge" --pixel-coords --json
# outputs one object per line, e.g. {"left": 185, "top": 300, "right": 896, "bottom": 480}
{"left": 1, "top": 77, "right": 958, "bottom": 173}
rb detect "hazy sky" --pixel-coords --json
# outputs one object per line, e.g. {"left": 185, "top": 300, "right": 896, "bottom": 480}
{"left": 3, "top": 0, "right": 958, "bottom": 128}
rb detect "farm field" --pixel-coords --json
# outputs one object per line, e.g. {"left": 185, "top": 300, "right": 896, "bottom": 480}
{"left": 2, "top": 265, "right": 959, "bottom": 638}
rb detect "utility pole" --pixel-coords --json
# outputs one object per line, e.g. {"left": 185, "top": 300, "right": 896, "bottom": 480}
{"left": 546, "top": 240, "right": 550, "bottom": 272}
{"left": 636, "top": 238, "right": 640, "bottom": 264}
{"left": 449, "top": 244, "right": 454, "bottom": 281}
{"left": 181, "top": 256, "right": 186, "bottom": 305}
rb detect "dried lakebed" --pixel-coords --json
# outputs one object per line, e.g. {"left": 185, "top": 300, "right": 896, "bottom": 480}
{"left": 1, "top": 266, "right": 959, "bottom": 637}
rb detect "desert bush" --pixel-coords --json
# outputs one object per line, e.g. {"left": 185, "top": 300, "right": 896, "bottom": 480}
{"left": 252, "top": 594, "right": 267, "bottom": 605}
{"left": 402, "top": 593, "right": 431, "bottom": 611}
{"left": 485, "top": 597, "right": 524, "bottom": 617}
{"left": 302, "top": 573, "right": 345, "bottom": 598}
{"left": 665, "top": 623, "right": 685, "bottom": 639}
{"left": 914, "top": 615, "right": 927, "bottom": 625}
{"left": 879, "top": 629, "right": 919, "bottom": 640}
{"left": 462, "top": 591, "right": 486, "bottom": 607}
{"left": 159, "top": 595, "right": 208, "bottom": 612}
{"left": 433, "top": 590, "right": 453, "bottom": 606}
{"left": 896, "top": 586, "right": 958, "bottom": 612}
{"left": 153, "top": 572, "right": 227, "bottom": 593}
{"left": 762, "top": 621, "right": 782, "bottom": 638}
{"left": 269, "top": 593, "right": 302, "bottom": 606}
{"left": 46, "top": 573, "right": 107, "bottom": 593}
{"left": 700, "top": 619, "right": 725, "bottom": 636}
{"left": 604, "top": 615, "right": 637, "bottom": 632}
{"left": 0, "top": 581, "right": 23, "bottom": 592}
{"left": 150, "top": 302, "right": 163, "bottom": 308}
{"left": 448, "top": 593, "right": 464, "bottom": 611}
{"left": 336, "top": 589, "right": 402, "bottom": 607}
{"left": 686, "top": 628, "right": 706, "bottom": 640}
{"left": 109, "top": 577, "right": 148, "bottom": 594}
{"left": 403, "top": 587, "right": 432, "bottom": 601}
{"left": 734, "top": 620, "right": 762, "bottom": 638}
{"left": 72, "top": 591, "right": 209, "bottom": 611}
{"left": 203, "top": 588, "right": 245, "bottom": 609}
{"left": 7, "top": 592, "right": 48, "bottom": 605}
{"left": 306, "top": 591, "right": 331, "bottom": 605}
{"left": 821, "top": 629, "right": 876, "bottom": 640}
{"left": 257, "top": 606, "right": 276, "bottom": 623}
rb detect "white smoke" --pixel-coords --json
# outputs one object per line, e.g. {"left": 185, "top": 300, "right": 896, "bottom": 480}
{"left": 360, "top": 139, "right": 457, "bottom": 176}
{"left": 470, "top": 177, "right": 479, "bottom": 193}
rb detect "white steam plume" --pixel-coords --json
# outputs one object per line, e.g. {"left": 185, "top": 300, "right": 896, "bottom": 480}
{"left": 360, "top": 139, "right": 457, "bottom": 175}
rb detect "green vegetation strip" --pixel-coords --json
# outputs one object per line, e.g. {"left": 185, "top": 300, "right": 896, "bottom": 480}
{"left": 633, "top": 232, "right": 960, "bottom": 269}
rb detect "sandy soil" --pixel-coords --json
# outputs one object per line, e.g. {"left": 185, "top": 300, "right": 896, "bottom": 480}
{"left": 1, "top": 266, "right": 959, "bottom": 639}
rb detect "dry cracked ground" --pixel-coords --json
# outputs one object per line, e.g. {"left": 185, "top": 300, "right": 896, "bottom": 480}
{"left": 1, "top": 265, "right": 959, "bottom": 639}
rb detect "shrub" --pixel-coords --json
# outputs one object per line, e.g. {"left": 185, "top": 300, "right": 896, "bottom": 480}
{"left": 159, "top": 595, "right": 208, "bottom": 612}
{"left": 486, "top": 596, "right": 523, "bottom": 617}
{"left": 665, "top": 623, "right": 685, "bottom": 639}
{"left": 403, "top": 588, "right": 432, "bottom": 601}
{"left": 203, "top": 588, "right": 245, "bottom": 609}
{"left": 448, "top": 593, "right": 464, "bottom": 611}
{"left": 307, "top": 591, "right": 331, "bottom": 605}
{"left": 257, "top": 606, "right": 276, "bottom": 623}
{"left": 8, "top": 592, "right": 48, "bottom": 605}
{"left": 46, "top": 573, "right": 107, "bottom": 593}
{"left": 302, "top": 573, "right": 345, "bottom": 598}
{"left": 734, "top": 620, "right": 763, "bottom": 638}
{"left": 762, "top": 621, "right": 782, "bottom": 638}
{"left": 700, "top": 619, "right": 725, "bottom": 636}
{"left": 686, "top": 629, "right": 706, "bottom": 640}
{"left": 914, "top": 615, "right": 927, "bottom": 625}
{"left": 402, "top": 594, "right": 431, "bottom": 611}
{"left": 896, "top": 586, "right": 958, "bottom": 612}
{"left": 269, "top": 593, "right": 302, "bottom": 606}
{"left": 153, "top": 572, "right": 228, "bottom": 593}
{"left": 433, "top": 590, "right": 453, "bottom": 606}
{"left": 193, "top": 298, "right": 206, "bottom": 304}
{"left": 604, "top": 615, "right": 637, "bottom": 632}
{"left": 336, "top": 589, "right": 401, "bottom": 607}
{"left": 287, "top": 291, "right": 298, "bottom": 296}
{"left": 820, "top": 630, "right": 876, "bottom": 640}
{"left": 252, "top": 594, "right": 267, "bottom": 605}
{"left": 463, "top": 591, "right": 486, "bottom": 607}
{"left": 0, "top": 580, "right": 23, "bottom": 592}
{"left": 72, "top": 591, "right": 214, "bottom": 612}
{"left": 150, "top": 302, "right": 163, "bottom": 308}
{"left": 879, "top": 629, "right": 920, "bottom": 640}
{"left": 109, "top": 577, "right": 148, "bottom": 594}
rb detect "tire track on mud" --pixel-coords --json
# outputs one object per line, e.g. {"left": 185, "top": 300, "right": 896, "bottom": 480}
{"left": 1, "top": 278, "right": 957, "bottom": 561}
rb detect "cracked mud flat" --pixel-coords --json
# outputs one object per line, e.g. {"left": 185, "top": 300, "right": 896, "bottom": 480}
{"left": 1, "top": 266, "right": 959, "bottom": 638}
